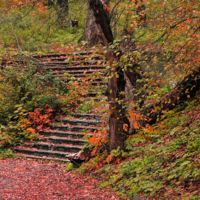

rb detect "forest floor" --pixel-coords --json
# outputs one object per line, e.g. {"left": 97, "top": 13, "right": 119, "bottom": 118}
{"left": 0, "top": 158, "right": 124, "bottom": 200}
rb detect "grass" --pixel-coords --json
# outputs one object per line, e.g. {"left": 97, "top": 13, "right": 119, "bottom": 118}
{"left": 0, "top": 0, "right": 87, "bottom": 56}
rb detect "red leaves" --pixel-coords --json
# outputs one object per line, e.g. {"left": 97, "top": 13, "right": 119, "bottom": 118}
{"left": 104, "top": 6, "right": 111, "bottom": 12}
{"left": 0, "top": 158, "right": 121, "bottom": 199}
{"left": 28, "top": 104, "right": 54, "bottom": 131}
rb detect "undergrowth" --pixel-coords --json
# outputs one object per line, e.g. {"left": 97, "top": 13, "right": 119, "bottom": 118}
{"left": 0, "top": 0, "right": 86, "bottom": 56}
{"left": 77, "top": 95, "right": 200, "bottom": 200}
{"left": 0, "top": 62, "right": 81, "bottom": 148}
{"left": 0, "top": 148, "right": 15, "bottom": 159}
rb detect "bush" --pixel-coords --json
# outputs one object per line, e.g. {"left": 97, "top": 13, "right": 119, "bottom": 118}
{"left": 0, "top": 63, "right": 69, "bottom": 147}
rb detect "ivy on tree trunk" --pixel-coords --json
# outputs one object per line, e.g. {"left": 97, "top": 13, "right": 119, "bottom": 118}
{"left": 89, "top": 0, "right": 130, "bottom": 151}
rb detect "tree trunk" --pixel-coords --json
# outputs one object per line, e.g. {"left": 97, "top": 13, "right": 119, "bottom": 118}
{"left": 79, "top": 0, "right": 110, "bottom": 46}
{"left": 79, "top": 3, "right": 103, "bottom": 46}
{"left": 145, "top": 67, "right": 200, "bottom": 124}
{"left": 89, "top": 0, "right": 129, "bottom": 151}
{"left": 57, "top": 0, "right": 68, "bottom": 14}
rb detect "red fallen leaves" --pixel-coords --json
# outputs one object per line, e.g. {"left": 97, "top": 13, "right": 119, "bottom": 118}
{"left": 0, "top": 158, "right": 123, "bottom": 200}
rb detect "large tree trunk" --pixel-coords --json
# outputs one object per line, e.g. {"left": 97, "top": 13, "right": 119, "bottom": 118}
{"left": 89, "top": 0, "right": 130, "bottom": 151}
{"left": 146, "top": 68, "right": 200, "bottom": 124}
{"left": 79, "top": 0, "right": 110, "bottom": 47}
{"left": 79, "top": 4, "right": 103, "bottom": 46}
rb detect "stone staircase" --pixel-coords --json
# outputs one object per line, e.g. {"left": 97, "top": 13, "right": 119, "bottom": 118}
{"left": 14, "top": 51, "right": 108, "bottom": 162}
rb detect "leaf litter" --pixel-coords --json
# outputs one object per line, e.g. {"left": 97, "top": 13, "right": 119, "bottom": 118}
{"left": 0, "top": 158, "right": 124, "bottom": 200}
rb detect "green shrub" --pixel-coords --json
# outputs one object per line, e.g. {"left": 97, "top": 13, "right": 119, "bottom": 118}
{"left": 0, "top": 63, "right": 69, "bottom": 147}
{"left": 75, "top": 100, "right": 94, "bottom": 113}
{"left": 0, "top": 0, "right": 86, "bottom": 53}
{"left": 0, "top": 148, "right": 15, "bottom": 159}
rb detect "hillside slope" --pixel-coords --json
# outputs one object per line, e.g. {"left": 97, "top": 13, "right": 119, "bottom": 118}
{"left": 78, "top": 94, "right": 200, "bottom": 200}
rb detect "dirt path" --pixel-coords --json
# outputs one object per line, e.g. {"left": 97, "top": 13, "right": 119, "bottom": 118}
{"left": 0, "top": 158, "right": 122, "bottom": 200}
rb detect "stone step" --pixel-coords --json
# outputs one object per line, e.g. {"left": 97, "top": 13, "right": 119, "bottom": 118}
{"left": 50, "top": 55, "right": 103, "bottom": 62}
{"left": 14, "top": 148, "right": 69, "bottom": 158}
{"left": 51, "top": 71, "right": 104, "bottom": 77}
{"left": 33, "top": 51, "right": 93, "bottom": 59}
{"left": 44, "top": 65, "right": 105, "bottom": 71}
{"left": 81, "top": 86, "right": 107, "bottom": 92}
{"left": 65, "top": 113, "right": 103, "bottom": 120}
{"left": 53, "top": 74, "right": 105, "bottom": 81}
{"left": 15, "top": 153, "right": 70, "bottom": 162}
{"left": 38, "top": 136, "right": 86, "bottom": 145}
{"left": 22, "top": 142, "right": 83, "bottom": 153}
{"left": 85, "top": 92, "right": 105, "bottom": 97}
{"left": 56, "top": 118, "right": 102, "bottom": 126}
{"left": 60, "top": 80, "right": 107, "bottom": 86}
{"left": 84, "top": 96, "right": 108, "bottom": 102}
{"left": 39, "top": 130, "right": 93, "bottom": 138}
{"left": 62, "top": 91, "right": 104, "bottom": 98}
{"left": 50, "top": 124, "right": 99, "bottom": 132}
{"left": 41, "top": 60, "right": 105, "bottom": 66}
{"left": 13, "top": 50, "right": 108, "bottom": 162}
{"left": 50, "top": 69, "right": 103, "bottom": 75}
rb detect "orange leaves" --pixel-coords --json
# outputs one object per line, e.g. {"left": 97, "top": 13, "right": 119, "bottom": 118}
{"left": 89, "top": 128, "right": 109, "bottom": 157}
{"left": 28, "top": 104, "right": 54, "bottom": 131}
{"left": 161, "top": 79, "right": 166, "bottom": 84}
{"left": 129, "top": 110, "right": 143, "bottom": 122}
{"left": 73, "top": 82, "right": 77, "bottom": 87}
{"left": 106, "top": 154, "right": 114, "bottom": 163}
{"left": 27, "top": 127, "right": 36, "bottom": 134}
{"left": 18, "top": 119, "right": 31, "bottom": 129}
{"left": 126, "top": 10, "right": 131, "bottom": 14}
{"left": 89, "top": 137, "right": 96, "bottom": 144}
{"left": 133, "top": 122, "right": 139, "bottom": 129}
{"left": 142, "top": 124, "right": 153, "bottom": 132}
{"left": 104, "top": 6, "right": 111, "bottom": 12}
{"left": 123, "top": 124, "right": 128, "bottom": 131}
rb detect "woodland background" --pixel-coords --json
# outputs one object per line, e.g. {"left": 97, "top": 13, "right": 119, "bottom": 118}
{"left": 0, "top": 0, "right": 200, "bottom": 199}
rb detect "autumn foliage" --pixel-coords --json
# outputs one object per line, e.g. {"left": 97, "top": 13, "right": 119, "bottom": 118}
{"left": 0, "top": 0, "right": 200, "bottom": 199}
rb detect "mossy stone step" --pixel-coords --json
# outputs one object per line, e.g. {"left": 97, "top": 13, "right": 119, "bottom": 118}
{"left": 66, "top": 70, "right": 104, "bottom": 74}
{"left": 42, "top": 60, "right": 105, "bottom": 66}
{"left": 51, "top": 72, "right": 104, "bottom": 77}
{"left": 33, "top": 51, "right": 93, "bottom": 58}
{"left": 23, "top": 142, "right": 82, "bottom": 152}
{"left": 66, "top": 113, "right": 103, "bottom": 120}
{"left": 50, "top": 70, "right": 104, "bottom": 75}
{"left": 38, "top": 136, "right": 86, "bottom": 145}
{"left": 39, "top": 130, "right": 93, "bottom": 138}
{"left": 50, "top": 125, "right": 99, "bottom": 132}
{"left": 15, "top": 148, "right": 69, "bottom": 158}
{"left": 56, "top": 119, "right": 102, "bottom": 126}
{"left": 16, "top": 154, "right": 70, "bottom": 163}
{"left": 50, "top": 55, "right": 103, "bottom": 61}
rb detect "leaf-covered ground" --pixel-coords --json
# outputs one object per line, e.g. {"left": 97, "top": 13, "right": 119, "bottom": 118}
{"left": 78, "top": 96, "right": 200, "bottom": 200}
{"left": 0, "top": 158, "right": 123, "bottom": 200}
